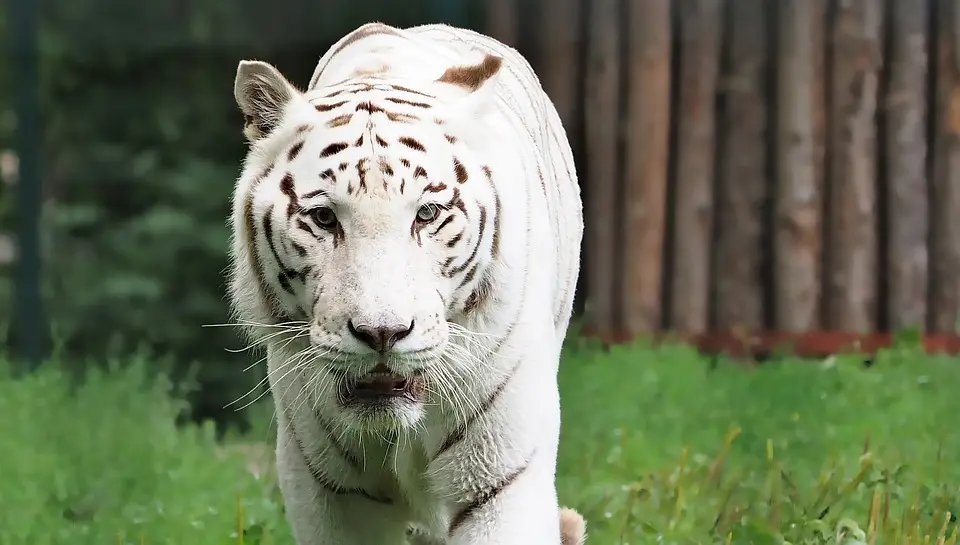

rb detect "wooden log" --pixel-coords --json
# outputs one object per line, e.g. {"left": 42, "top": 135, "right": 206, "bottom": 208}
{"left": 622, "top": 0, "right": 672, "bottom": 334}
{"left": 713, "top": 0, "right": 768, "bottom": 331}
{"left": 539, "top": 0, "right": 581, "bottom": 137}
{"left": 669, "top": 0, "right": 723, "bottom": 332}
{"left": 774, "top": 0, "right": 827, "bottom": 332}
{"left": 883, "top": 0, "right": 930, "bottom": 330}
{"left": 583, "top": 0, "right": 622, "bottom": 332}
{"left": 929, "top": 0, "right": 960, "bottom": 332}
{"left": 487, "top": 0, "right": 519, "bottom": 48}
{"left": 823, "top": 0, "right": 883, "bottom": 332}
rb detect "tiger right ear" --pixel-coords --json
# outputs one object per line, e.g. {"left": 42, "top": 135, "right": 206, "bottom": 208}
{"left": 234, "top": 60, "right": 299, "bottom": 142}
{"left": 435, "top": 53, "right": 503, "bottom": 119}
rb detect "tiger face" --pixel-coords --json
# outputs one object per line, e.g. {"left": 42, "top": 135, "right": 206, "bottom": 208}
{"left": 230, "top": 57, "right": 504, "bottom": 431}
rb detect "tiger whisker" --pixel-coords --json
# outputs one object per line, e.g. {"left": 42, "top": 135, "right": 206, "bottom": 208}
{"left": 233, "top": 343, "right": 317, "bottom": 412}
{"left": 227, "top": 335, "right": 311, "bottom": 409}
{"left": 227, "top": 325, "right": 311, "bottom": 354}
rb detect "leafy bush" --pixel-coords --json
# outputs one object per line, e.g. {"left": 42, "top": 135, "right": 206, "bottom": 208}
{"left": 3, "top": 339, "right": 959, "bottom": 544}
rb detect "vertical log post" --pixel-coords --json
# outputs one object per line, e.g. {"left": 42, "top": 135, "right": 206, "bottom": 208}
{"left": 669, "top": 0, "right": 723, "bottom": 333}
{"left": 583, "top": 0, "right": 622, "bottom": 333}
{"left": 622, "top": 0, "right": 672, "bottom": 334}
{"left": 883, "top": 0, "right": 930, "bottom": 330}
{"left": 714, "top": 0, "right": 768, "bottom": 332}
{"left": 540, "top": 0, "right": 581, "bottom": 136}
{"left": 487, "top": 0, "right": 520, "bottom": 47}
{"left": 775, "top": 0, "right": 826, "bottom": 332}
{"left": 824, "top": 0, "right": 882, "bottom": 332}
{"left": 930, "top": 0, "right": 960, "bottom": 332}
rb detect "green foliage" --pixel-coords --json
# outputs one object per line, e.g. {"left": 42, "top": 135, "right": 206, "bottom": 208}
{"left": 2, "top": 339, "right": 958, "bottom": 544}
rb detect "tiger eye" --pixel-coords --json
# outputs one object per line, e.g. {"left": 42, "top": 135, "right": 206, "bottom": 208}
{"left": 416, "top": 204, "right": 440, "bottom": 223}
{"left": 310, "top": 206, "right": 338, "bottom": 230}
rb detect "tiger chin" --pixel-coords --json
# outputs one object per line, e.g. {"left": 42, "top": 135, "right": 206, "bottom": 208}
{"left": 227, "top": 21, "right": 584, "bottom": 545}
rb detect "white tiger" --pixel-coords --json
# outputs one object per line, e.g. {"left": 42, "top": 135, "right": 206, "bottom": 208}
{"left": 227, "top": 21, "right": 584, "bottom": 545}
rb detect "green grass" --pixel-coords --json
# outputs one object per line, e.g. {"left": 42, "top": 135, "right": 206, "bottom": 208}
{"left": 1, "top": 338, "right": 959, "bottom": 544}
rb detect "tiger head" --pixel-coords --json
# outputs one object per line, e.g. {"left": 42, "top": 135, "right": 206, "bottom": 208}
{"left": 228, "top": 53, "right": 505, "bottom": 431}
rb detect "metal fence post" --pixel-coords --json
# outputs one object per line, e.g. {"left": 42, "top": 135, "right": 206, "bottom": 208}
{"left": 11, "top": 0, "right": 47, "bottom": 370}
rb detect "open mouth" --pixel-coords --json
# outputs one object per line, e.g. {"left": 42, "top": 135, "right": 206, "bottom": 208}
{"left": 345, "top": 364, "right": 423, "bottom": 402}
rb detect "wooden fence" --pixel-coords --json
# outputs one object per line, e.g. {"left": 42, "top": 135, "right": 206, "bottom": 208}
{"left": 483, "top": 0, "right": 960, "bottom": 347}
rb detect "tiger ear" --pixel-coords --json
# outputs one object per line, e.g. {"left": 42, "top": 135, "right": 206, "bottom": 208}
{"left": 435, "top": 53, "right": 503, "bottom": 117}
{"left": 234, "top": 60, "right": 300, "bottom": 142}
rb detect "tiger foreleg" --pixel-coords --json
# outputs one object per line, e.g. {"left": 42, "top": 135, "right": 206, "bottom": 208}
{"left": 275, "top": 429, "right": 409, "bottom": 545}
{"left": 444, "top": 450, "right": 563, "bottom": 545}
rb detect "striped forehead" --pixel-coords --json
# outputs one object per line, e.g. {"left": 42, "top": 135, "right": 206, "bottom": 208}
{"left": 306, "top": 81, "right": 440, "bottom": 123}
{"left": 280, "top": 119, "right": 449, "bottom": 199}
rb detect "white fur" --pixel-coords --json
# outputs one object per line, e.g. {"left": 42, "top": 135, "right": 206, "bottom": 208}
{"left": 227, "top": 22, "right": 583, "bottom": 545}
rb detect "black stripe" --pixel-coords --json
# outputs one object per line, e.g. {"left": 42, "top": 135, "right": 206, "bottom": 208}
{"left": 283, "top": 408, "right": 392, "bottom": 505}
{"left": 446, "top": 230, "right": 463, "bottom": 248}
{"left": 277, "top": 273, "right": 294, "bottom": 294}
{"left": 462, "top": 272, "right": 492, "bottom": 314}
{"left": 456, "top": 263, "right": 479, "bottom": 293}
{"left": 447, "top": 204, "right": 486, "bottom": 276}
{"left": 385, "top": 96, "right": 432, "bottom": 109}
{"left": 315, "top": 412, "right": 362, "bottom": 471}
{"left": 448, "top": 459, "right": 531, "bottom": 536}
{"left": 262, "top": 206, "right": 296, "bottom": 279}
{"left": 356, "top": 101, "right": 385, "bottom": 114}
{"left": 432, "top": 360, "right": 519, "bottom": 461}
{"left": 243, "top": 192, "right": 274, "bottom": 314}
{"left": 385, "top": 84, "right": 435, "bottom": 98}
{"left": 482, "top": 166, "right": 501, "bottom": 259}
{"left": 279, "top": 173, "right": 300, "bottom": 217}
{"left": 302, "top": 189, "right": 328, "bottom": 199}
{"left": 453, "top": 158, "right": 468, "bottom": 184}
{"left": 297, "top": 219, "right": 318, "bottom": 238}
{"left": 398, "top": 136, "right": 426, "bottom": 152}
{"left": 287, "top": 141, "right": 304, "bottom": 161}
{"left": 320, "top": 142, "right": 349, "bottom": 158}
{"left": 315, "top": 100, "right": 348, "bottom": 112}
{"left": 431, "top": 215, "right": 455, "bottom": 236}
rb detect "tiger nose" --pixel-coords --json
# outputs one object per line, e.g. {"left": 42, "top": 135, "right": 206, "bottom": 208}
{"left": 347, "top": 320, "right": 415, "bottom": 353}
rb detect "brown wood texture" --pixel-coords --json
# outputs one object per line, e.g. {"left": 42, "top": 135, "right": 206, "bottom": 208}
{"left": 669, "top": 0, "right": 723, "bottom": 332}
{"left": 823, "top": 0, "right": 882, "bottom": 332}
{"left": 486, "top": 0, "right": 519, "bottom": 47}
{"left": 583, "top": 0, "right": 622, "bottom": 331}
{"left": 774, "top": 0, "right": 826, "bottom": 332}
{"left": 713, "top": 0, "right": 768, "bottom": 331}
{"left": 622, "top": 0, "right": 672, "bottom": 334}
{"left": 539, "top": 0, "right": 581, "bottom": 138}
{"left": 883, "top": 0, "right": 930, "bottom": 330}
{"left": 580, "top": 328, "right": 960, "bottom": 358}
{"left": 930, "top": 0, "right": 960, "bottom": 332}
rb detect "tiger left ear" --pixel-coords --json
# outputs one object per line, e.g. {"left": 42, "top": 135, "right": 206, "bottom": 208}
{"left": 234, "top": 60, "right": 300, "bottom": 142}
{"left": 435, "top": 53, "right": 503, "bottom": 116}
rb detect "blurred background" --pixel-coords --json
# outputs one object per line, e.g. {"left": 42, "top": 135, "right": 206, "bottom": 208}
{"left": 3, "top": 0, "right": 959, "bottom": 432}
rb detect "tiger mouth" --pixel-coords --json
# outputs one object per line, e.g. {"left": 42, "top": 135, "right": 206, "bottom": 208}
{"left": 344, "top": 364, "right": 425, "bottom": 402}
